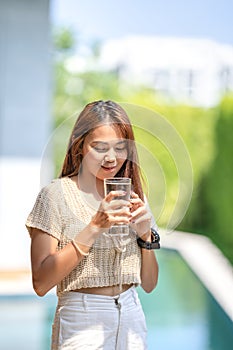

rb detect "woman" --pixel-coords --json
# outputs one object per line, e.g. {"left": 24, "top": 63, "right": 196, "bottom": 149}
{"left": 26, "top": 100, "right": 159, "bottom": 350}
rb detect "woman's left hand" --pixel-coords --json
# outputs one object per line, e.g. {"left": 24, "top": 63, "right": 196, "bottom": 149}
{"left": 130, "top": 192, "right": 151, "bottom": 240}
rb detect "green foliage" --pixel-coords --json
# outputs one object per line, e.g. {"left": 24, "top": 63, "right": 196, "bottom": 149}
{"left": 183, "top": 95, "right": 233, "bottom": 263}
{"left": 53, "top": 27, "right": 76, "bottom": 52}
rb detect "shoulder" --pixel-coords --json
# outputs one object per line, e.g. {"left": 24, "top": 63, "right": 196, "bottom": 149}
{"left": 38, "top": 178, "right": 63, "bottom": 201}
{"left": 38, "top": 176, "right": 78, "bottom": 206}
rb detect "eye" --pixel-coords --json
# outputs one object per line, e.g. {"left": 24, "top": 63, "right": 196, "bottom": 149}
{"left": 92, "top": 145, "right": 108, "bottom": 153}
{"left": 115, "top": 143, "right": 127, "bottom": 152}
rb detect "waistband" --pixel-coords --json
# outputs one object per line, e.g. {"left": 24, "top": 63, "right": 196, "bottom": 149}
{"left": 57, "top": 285, "right": 138, "bottom": 306}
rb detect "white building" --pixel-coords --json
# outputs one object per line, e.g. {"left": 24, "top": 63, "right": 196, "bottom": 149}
{"left": 98, "top": 36, "right": 233, "bottom": 107}
{"left": 0, "top": 0, "right": 52, "bottom": 271}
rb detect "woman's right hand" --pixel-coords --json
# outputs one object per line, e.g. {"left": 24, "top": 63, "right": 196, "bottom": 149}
{"left": 90, "top": 190, "right": 132, "bottom": 232}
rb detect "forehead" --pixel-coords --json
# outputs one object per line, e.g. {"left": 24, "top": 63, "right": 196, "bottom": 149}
{"left": 86, "top": 124, "right": 124, "bottom": 142}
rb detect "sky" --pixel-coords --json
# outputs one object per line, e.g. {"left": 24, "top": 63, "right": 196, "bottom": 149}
{"left": 51, "top": 0, "right": 233, "bottom": 46}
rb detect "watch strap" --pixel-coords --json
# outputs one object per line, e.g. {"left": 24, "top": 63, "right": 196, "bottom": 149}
{"left": 137, "top": 228, "right": 160, "bottom": 250}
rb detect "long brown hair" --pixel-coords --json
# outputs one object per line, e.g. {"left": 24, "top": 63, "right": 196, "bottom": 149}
{"left": 60, "top": 100, "right": 144, "bottom": 200}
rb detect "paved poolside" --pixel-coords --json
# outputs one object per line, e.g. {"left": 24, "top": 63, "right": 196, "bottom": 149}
{"left": 161, "top": 230, "right": 233, "bottom": 322}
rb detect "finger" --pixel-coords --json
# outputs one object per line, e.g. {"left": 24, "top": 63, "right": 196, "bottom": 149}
{"left": 132, "top": 212, "right": 151, "bottom": 224}
{"left": 105, "top": 190, "right": 128, "bottom": 203}
{"left": 108, "top": 207, "right": 132, "bottom": 218}
{"left": 130, "top": 197, "right": 143, "bottom": 206}
{"left": 113, "top": 217, "right": 131, "bottom": 224}
{"left": 130, "top": 206, "right": 149, "bottom": 221}
{"left": 92, "top": 207, "right": 131, "bottom": 229}
{"left": 130, "top": 191, "right": 139, "bottom": 199}
{"left": 108, "top": 213, "right": 132, "bottom": 225}
{"left": 109, "top": 199, "right": 131, "bottom": 210}
{"left": 98, "top": 199, "right": 130, "bottom": 217}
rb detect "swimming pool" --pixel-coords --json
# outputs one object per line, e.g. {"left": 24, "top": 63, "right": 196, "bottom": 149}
{"left": 0, "top": 249, "right": 232, "bottom": 350}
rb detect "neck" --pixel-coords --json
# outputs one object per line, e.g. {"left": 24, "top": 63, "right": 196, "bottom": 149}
{"left": 77, "top": 172, "right": 104, "bottom": 199}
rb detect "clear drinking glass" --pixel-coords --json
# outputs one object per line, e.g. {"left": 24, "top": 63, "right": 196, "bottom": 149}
{"left": 104, "top": 177, "right": 131, "bottom": 236}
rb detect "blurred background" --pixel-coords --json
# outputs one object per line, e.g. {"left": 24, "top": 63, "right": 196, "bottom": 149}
{"left": 0, "top": 0, "right": 233, "bottom": 349}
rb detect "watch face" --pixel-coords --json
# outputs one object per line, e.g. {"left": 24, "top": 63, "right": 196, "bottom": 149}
{"left": 151, "top": 228, "right": 160, "bottom": 243}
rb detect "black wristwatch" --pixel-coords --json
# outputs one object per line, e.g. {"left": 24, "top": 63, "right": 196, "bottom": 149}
{"left": 137, "top": 228, "right": 160, "bottom": 250}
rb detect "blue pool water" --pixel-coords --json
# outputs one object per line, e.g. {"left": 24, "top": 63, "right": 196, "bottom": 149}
{"left": 0, "top": 249, "right": 232, "bottom": 350}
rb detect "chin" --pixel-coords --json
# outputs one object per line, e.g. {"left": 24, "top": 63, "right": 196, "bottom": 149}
{"left": 96, "top": 170, "right": 118, "bottom": 180}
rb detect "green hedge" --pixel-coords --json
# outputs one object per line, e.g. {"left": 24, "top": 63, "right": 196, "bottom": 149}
{"left": 180, "top": 95, "right": 233, "bottom": 263}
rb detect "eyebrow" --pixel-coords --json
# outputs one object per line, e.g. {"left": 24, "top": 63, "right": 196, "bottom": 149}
{"left": 91, "top": 140, "right": 126, "bottom": 145}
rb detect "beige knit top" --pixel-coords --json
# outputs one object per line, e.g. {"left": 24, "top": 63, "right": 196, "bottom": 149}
{"left": 26, "top": 177, "right": 142, "bottom": 296}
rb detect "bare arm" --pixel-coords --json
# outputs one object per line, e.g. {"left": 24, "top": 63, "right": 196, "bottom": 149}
{"left": 140, "top": 231, "right": 159, "bottom": 293}
{"left": 30, "top": 224, "right": 97, "bottom": 297}
{"left": 130, "top": 192, "right": 159, "bottom": 293}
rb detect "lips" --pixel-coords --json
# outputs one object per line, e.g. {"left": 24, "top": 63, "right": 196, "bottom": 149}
{"left": 101, "top": 165, "right": 117, "bottom": 171}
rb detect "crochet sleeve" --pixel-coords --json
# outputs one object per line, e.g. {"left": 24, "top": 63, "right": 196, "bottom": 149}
{"left": 25, "top": 183, "right": 62, "bottom": 241}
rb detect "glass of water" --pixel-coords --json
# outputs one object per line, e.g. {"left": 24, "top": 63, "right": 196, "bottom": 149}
{"left": 104, "top": 177, "right": 131, "bottom": 236}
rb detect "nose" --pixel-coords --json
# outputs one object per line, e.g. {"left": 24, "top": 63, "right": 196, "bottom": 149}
{"left": 104, "top": 148, "right": 116, "bottom": 162}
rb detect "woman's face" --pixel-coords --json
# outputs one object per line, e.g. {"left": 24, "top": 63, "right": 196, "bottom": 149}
{"left": 81, "top": 124, "right": 128, "bottom": 181}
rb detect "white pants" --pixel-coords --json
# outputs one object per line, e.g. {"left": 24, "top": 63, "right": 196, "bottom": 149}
{"left": 51, "top": 286, "right": 148, "bottom": 350}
